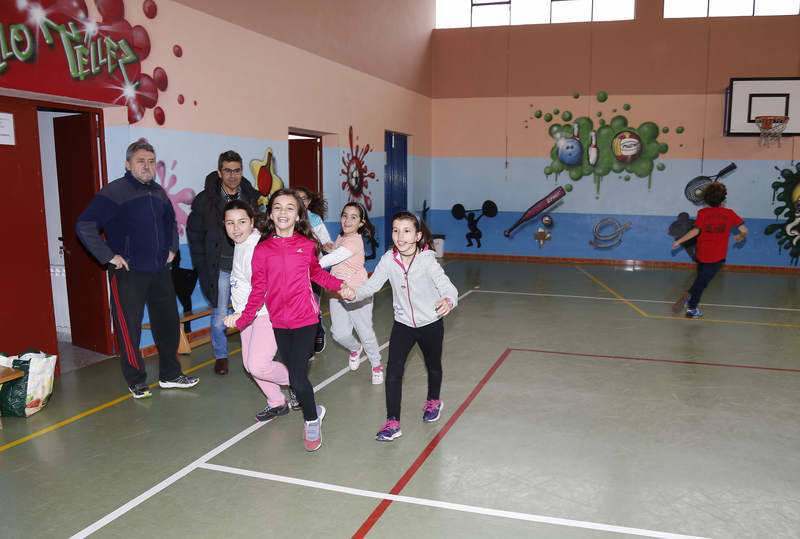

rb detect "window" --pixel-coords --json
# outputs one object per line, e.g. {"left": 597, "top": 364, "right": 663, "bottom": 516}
{"left": 435, "top": 0, "right": 636, "bottom": 28}
{"left": 664, "top": 0, "right": 800, "bottom": 18}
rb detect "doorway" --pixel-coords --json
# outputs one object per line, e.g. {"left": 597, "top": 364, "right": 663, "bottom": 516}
{"left": 384, "top": 131, "right": 408, "bottom": 248}
{"left": 36, "top": 105, "right": 115, "bottom": 371}
{"left": 288, "top": 132, "right": 323, "bottom": 195}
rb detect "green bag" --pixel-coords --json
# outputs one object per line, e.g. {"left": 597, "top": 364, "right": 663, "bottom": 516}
{"left": 0, "top": 351, "right": 57, "bottom": 417}
{"left": 0, "top": 357, "right": 29, "bottom": 417}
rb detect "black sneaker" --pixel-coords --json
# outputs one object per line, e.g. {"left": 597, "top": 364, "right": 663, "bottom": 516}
{"left": 314, "top": 332, "right": 326, "bottom": 353}
{"left": 287, "top": 388, "right": 301, "bottom": 410}
{"left": 158, "top": 374, "right": 199, "bottom": 389}
{"left": 255, "top": 403, "right": 290, "bottom": 422}
{"left": 129, "top": 383, "right": 152, "bottom": 399}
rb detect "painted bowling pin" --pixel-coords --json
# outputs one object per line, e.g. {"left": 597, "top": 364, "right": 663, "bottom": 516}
{"left": 588, "top": 130, "right": 598, "bottom": 166}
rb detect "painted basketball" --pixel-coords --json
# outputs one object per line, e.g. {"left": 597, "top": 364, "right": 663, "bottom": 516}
{"left": 612, "top": 130, "right": 642, "bottom": 162}
{"left": 541, "top": 215, "right": 553, "bottom": 227}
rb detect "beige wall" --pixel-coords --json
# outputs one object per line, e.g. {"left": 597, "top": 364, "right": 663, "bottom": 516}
{"left": 173, "top": 0, "right": 436, "bottom": 96}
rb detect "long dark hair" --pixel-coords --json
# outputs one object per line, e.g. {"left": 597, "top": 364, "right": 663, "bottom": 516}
{"left": 256, "top": 189, "right": 322, "bottom": 255}
{"left": 391, "top": 211, "right": 433, "bottom": 253}
{"left": 293, "top": 185, "right": 328, "bottom": 219}
{"left": 341, "top": 202, "right": 376, "bottom": 239}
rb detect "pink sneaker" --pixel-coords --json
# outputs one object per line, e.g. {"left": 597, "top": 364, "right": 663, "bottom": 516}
{"left": 349, "top": 345, "right": 363, "bottom": 371}
{"left": 371, "top": 365, "right": 384, "bottom": 385}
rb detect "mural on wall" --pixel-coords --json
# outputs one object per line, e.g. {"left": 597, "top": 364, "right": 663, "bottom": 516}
{"left": 505, "top": 186, "right": 566, "bottom": 238}
{"left": 766, "top": 164, "right": 800, "bottom": 265}
{"left": 341, "top": 126, "right": 377, "bottom": 211}
{"left": 534, "top": 228, "right": 551, "bottom": 248}
{"left": 249, "top": 147, "right": 285, "bottom": 208}
{"left": 684, "top": 163, "right": 737, "bottom": 204}
{"left": 451, "top": 200, "right": 497, "bottom": 247}
{"left": 669, "top": 212, "right": 698, "bottom": 261}
{"left": 523, "top": 92, "right": 683, "bottom": 197}
{"left": 156, "top": 157, "right": 195, "bottom": 236}
{"left": 589, "top": 218, "right": 631, "bottom": 248}
{"left": 2, "top": 1, "right": 185, "bottom": 125}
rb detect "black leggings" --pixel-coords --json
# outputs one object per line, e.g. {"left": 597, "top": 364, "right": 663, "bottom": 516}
{"left": 274, "top": 324, "right": 318, "bottom": 421}
{"left": 385, "top": 319, "right": 444, "bottom": 421}
{"left": 688, "top": 260, "right": 724, "bottom": 309}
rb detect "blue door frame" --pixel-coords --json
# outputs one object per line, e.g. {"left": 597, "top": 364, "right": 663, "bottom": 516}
{"left": 384, "top": 131, "right": 408, "bottom": 251}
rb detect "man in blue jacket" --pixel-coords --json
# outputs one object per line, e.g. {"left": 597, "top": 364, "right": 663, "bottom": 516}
{"left": 76, "top": 140, "right": 199, "bottom": 398}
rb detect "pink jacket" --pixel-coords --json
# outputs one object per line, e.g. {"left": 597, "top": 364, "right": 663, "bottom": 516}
{"left": 236, "top": 233, "right": 343, "bottom": 330}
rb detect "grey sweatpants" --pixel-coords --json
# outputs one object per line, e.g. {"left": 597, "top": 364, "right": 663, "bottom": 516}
{"left": 329, "top": 297, "right": 381, "bottom": 368}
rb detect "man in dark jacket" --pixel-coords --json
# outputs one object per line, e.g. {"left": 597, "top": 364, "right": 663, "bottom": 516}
{"left": 76, "top": 140, "right": 199, "bottom": 398}
{"left": 187, "top": 150, "right": 260, "bottom": 374}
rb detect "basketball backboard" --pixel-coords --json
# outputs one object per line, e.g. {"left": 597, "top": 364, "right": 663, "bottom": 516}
{"left": 725, "top": 77, "right": 800, "bottom": 136}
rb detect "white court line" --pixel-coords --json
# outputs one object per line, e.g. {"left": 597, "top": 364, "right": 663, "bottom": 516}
{"left": 473, "top": 288, "right": 800, "bottom": 312}
{"left": 198, "top": 462, "right": 709, "bottom": 539}
{"left": 71, "top": 289, "right": 473, "bottom": 538}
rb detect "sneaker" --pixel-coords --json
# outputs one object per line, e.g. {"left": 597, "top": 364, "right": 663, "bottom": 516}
{"left": 672, "top": 292, "right": 690, "bottom": 314}
{"left": 314, "top": 329, "right": 326, "bottom": 354}
{"left": 158, "top": 374, "right": 199, "bottom": 389}
{"left": 371, "top": 365, "right": 384, "bottom": 385}
{"left": 303, "top": 405, "right": 326, "bottom": 452}
{"left": 349, "top": 345, "right": 363, "bottom": 371}
{"left": 376, "top": 418, "right": 402, "bottom": 441}
{"left": 129, "top": 383, "right": 152, "bottom": 399}
{"left": 422, "top": 399, "right": 443, "bottom": 422}
{"left": 255, "top": 402, "right": 290, "bottom": 422}
{"left": 287, "top": 388, "right": 301, "bottom": 410}
{"left": 685, "top": 308, "right": 703, "bottom": 319}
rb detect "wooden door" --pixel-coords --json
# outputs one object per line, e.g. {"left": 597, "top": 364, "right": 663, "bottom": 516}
{"left": 0, "top": 97, "right": 59, "bottom": 357}
{"left": 53, "top": 113, "right": 115, "bottom": 354}
{"left": 289, "top": 137, "right": 322, "bottom": 194}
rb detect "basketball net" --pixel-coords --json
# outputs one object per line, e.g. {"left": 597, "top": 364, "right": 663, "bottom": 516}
{"left": 755, "top": 115, "right": 789, "bottom": 148}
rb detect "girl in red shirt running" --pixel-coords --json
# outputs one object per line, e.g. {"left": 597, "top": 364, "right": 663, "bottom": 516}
{"left": 671, "top": 182, "right": 748, "bottom": 318}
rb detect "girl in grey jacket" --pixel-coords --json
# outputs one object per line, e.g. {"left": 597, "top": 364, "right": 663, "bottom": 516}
{"left": 345, "top": 211, "right": 458, "bottom": 442}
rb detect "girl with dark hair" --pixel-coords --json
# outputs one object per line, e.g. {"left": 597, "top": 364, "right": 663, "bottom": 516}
{"left": 224, "top": 189, "right": 351, "bottom": 451}
{"left": 318, "top": 203, "right": 383, "bottom": 383}
{"left": 222, "top": 200, "right": 290, "bottom": 422}
{"left": 341, "top": 211, "right": 458, "bottom": 442}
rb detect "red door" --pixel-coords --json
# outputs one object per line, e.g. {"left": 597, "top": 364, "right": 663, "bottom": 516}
{"left": 289, "top": 136, "right": 323, "bottom": 194}
{"left": 0, "top": 97, "right": 59, "bottom": 357}
{"left": 53, "top": 114, "right": 115, "bottom": 355}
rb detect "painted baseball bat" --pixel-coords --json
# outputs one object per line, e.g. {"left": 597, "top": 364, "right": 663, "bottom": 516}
{"left": 504, "top": 186, "right": 566, "bottom": 238}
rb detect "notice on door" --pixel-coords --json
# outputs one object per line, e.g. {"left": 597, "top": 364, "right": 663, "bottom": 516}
{"left": 0, "top": 113, "right": 14, "bottom": 145}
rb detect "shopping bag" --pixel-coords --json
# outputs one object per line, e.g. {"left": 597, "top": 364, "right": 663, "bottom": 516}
{"left": 0, "top": 350, "right": 57, "bottom": 417}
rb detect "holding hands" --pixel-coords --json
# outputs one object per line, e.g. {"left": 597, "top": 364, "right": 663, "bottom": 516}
{"left": 435, "top": 298, "right": 454, "bottom": 317}
{"left": 340, "top": 283, "right": 356, "bottom": 301}
{"left": 223, "top": 313, "right": 241, "bottom": 329}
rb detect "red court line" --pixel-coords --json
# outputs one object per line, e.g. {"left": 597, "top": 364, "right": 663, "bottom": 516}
{"left": 352, "top": 348, "right": 513, "bottom": 538}
{"left": 511, "top": 348, "right": 800, "bottom": 373}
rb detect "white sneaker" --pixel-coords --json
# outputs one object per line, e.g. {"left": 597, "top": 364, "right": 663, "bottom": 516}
{"left": 372, "top": 365, "right": 384, "bottom": 385}
{"left": 349, "top": 345, "right": 363, "bottom": 371}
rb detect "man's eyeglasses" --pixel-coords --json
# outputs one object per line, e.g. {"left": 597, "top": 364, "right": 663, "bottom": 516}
{"left": 222, "top": 168, "right": 242, "bottom": 175}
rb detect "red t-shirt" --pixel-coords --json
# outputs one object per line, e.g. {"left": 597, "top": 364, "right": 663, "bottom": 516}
{"left": 693, "top": 207, "right": 743, "bottom": 263}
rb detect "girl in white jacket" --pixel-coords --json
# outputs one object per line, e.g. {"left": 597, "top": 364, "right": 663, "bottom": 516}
{"left": 223, "top": 200, "right": 290, "bottom": 422}
{"left": 342, "top": 211, "right": 458, "bottom": 441}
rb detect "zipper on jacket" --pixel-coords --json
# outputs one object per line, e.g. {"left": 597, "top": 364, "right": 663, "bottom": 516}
{"left": 405, "top": 273, "right": 417, "bottom": 327}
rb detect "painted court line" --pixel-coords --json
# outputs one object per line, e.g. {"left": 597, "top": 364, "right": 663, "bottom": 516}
{"left": 198, "top": 462, "right": 708, "bottom": 539}
{"left": 71, "top": 289, "right": 473, "bottom": 537}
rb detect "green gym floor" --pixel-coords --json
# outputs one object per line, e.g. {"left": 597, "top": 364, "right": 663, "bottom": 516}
{"left": 2, "top": 259, "right": 799, "bottom": 539}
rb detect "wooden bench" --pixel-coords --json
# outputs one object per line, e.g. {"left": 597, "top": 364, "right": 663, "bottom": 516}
{"left": 142, "top": 304, "right": 235, "bottom": 355}
{"left": 0, "top": 366, "right": 25, "bottom": 430}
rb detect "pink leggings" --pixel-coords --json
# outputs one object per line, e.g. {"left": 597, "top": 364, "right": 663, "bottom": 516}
{"left": 241, "top": 316, "right": 289, "bottom": 407}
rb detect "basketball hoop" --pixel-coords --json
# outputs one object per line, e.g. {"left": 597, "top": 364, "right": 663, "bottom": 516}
{"left": 755, "top": 115, "right": 789, "bottom": 147}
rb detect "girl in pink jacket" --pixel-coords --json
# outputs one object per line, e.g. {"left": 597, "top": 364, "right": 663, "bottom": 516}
{"left": 224, "top": 189, "right": 349, "bottom": 452}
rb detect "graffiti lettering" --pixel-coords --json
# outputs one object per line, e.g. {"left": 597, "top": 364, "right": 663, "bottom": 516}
{"left": 0, "top": 23, "right": 34, "bottom": 73}
{"left": 0, "top": 18, "right": 138, "bottom": 84}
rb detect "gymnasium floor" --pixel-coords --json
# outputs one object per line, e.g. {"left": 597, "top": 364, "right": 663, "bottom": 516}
{"left": 2, "top": 259, "right": 799, "bottom": 539}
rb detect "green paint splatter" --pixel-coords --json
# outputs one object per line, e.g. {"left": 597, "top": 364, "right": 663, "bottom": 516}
{"left": 596, "top": 91, "right": 608, "bottom": 102}
{"left": 596, "top": 111, "right": 602, "bottom": 117}
{"left": 624, "top": 175, "right": 631, "bottom": 181}
{"left": 544, "top": 113, "right": 553, "bottom": 122}
{"left": 599, "top": 118, "right": 606, "bottom": 127}
{"left": 612, "top": 108, "right": 617, "bottom": 113}
{"left": 765, "top": 163, "right": 800, "bottom": 264}
{"left": 573, "top": 93, "right": 580, "bottom": 99}
{"left": 553, "top": 108, "right": 560, "bottom": 115}
{"left": 679, "top": 143, "right": 684, "bottom": 147}
{"left": 561, "top": 111, "right": 573, "bottom": 121}
{"left": 656, "top": 163, "right": 666, "bottom": 171}
{"left": 564, "top": 184, "right": 573, "bottom": 192}
{"left": 623, "top": 104, "right": 631, "bottom": 111}
{"left": 662, "top": 126, "right": 669, "bottom": 133}
{"left": 676, "top": 126, "right": 685, "bottom": 133}
{"left": 534, "top": 110, "right": 542, "bottom": 118}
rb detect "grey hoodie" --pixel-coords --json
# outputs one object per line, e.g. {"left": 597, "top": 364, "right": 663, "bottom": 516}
{"left": 354, "top": 248, "right": 458, "bottom": 327}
